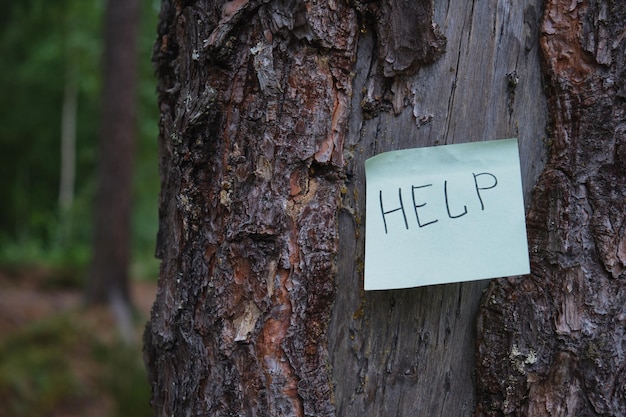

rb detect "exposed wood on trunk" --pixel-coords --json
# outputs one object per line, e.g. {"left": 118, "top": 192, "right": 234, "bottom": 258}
{"left": 330, "top": 0, "right": 546, "bottom": 415}
{"left": 475, "top": 1, "right": 626, "bottom": 415}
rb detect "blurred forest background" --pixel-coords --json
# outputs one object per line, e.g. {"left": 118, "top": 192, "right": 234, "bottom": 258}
{"left": 0, "top": 0, "right": 159, "bottom": 276}
{"left": 0, "top": 0, "right": 161, "bottom": 415}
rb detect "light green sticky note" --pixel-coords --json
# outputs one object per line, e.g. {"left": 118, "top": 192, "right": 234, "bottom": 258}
{"left": 364, "top": 138, "right": 529, "bottom": 290}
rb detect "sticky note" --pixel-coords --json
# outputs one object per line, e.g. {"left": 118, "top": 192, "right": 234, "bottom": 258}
{"left": 364, "top": 138, "right": 529, "bottom": 290}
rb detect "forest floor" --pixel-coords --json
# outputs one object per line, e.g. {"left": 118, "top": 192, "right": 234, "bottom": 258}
{"left": 0, "top": 265, "right": 157, "bottom": 417}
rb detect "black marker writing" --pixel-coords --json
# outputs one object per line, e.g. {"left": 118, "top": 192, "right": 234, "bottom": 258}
{"left": 411, "top": 184, "right": 438, "bottom": 227}
{"left": 444, "top": 180, "right": 468, "bottom": 219}
{"left": 473, "top": 172, "right": 498, "bottom": 210}
{"left": 380, "top": 188, "right": 408, "bottom": 234}
{"left": 377, "top": 171, "right": 499, "bottom": 234}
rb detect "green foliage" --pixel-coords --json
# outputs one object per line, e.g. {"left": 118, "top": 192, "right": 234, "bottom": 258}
{"left": 0, "top": 0, "right": 99, "bottom": 241}
{"left": 0, "top": 0, "right": 161, "bottom": 279}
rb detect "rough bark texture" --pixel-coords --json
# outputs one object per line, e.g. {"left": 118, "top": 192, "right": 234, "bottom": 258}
{"left": 475, "top": 1, "right": 626, "bottom": 416}
{"left": 144, "top": 1, "right": 357, "bottom": 415}
{"left": 87, "top": 0, "right": 140, "bottom": 305}
{"left": 145, "top": 0, "right": 549, "bottom": 416}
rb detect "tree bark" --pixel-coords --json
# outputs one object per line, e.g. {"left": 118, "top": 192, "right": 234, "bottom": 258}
{"left": 144, "top": 0, "right": 550, "bottom": 416}
{"left": 87, "top": 0, "right": 140, "bottom": 309}
{"left": 145, "top": 1, "right": 358, "bottom": 415}
{"left": 475, "top": 1, "right": 626, "bottom": 416}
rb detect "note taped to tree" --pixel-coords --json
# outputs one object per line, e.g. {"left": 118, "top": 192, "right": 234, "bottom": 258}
{"left": 364, "top": 138, "right": 529, "bottom": 290}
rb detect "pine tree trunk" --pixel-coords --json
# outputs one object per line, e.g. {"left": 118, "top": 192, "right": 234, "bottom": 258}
{"left": 145, "top": 2, "right": 358, "bottom": 414}
{"left": 142, "top": 0, "right": 624, "bottom": 415}
{"left": 87, "top": 0, "right": 140, "bottom": 309}
{"left": 475, "top": 1, "right": 626, "bottom": 415}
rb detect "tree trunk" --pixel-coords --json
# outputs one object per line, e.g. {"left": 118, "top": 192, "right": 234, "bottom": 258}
{"left": 59, "top": 69, "right": 77, "bottom": 215}
{"left": 145, "top": 2, "right": 358, "bottom": 414}
{"left": 143, "top": 0, "right": 625, "bottom": 416}
{"left": 57, "top": 67, "right": 78, "bottom": 244}
{"left": 475, "top": 1, "right": 626, "bottom": 416}
{"left": 87, "top": 0, "right": 140, "bottom": 314}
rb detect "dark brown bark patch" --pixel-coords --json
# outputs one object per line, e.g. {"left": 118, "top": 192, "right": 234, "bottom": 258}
{"left": 356, "top": 0, "right": 446, "bottom": 118}
{"left": 358, "top": 0, "right": 446, "bottom": 77}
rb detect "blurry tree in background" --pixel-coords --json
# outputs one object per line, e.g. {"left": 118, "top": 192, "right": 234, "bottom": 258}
{"left": 0, "top": 0, "right": 160, "bottom": 281}
{"left": 86, "top": 0, "right": 141, "bottom": 344}
{"left": 86, "top": 0, "right": 139, "bottom": 307}
{"left": 0, "top": 0, "right": 159, "bottom": 413}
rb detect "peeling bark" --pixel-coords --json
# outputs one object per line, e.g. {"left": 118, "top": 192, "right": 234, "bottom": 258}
{"left": 356, "top": 0, "right": 446, "bottom": 78}
{"left": 144, "top": 1, "right": 358, "bottom": 415}
{"left": 475, "top": 1, "right": 626, "bottom": 416}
